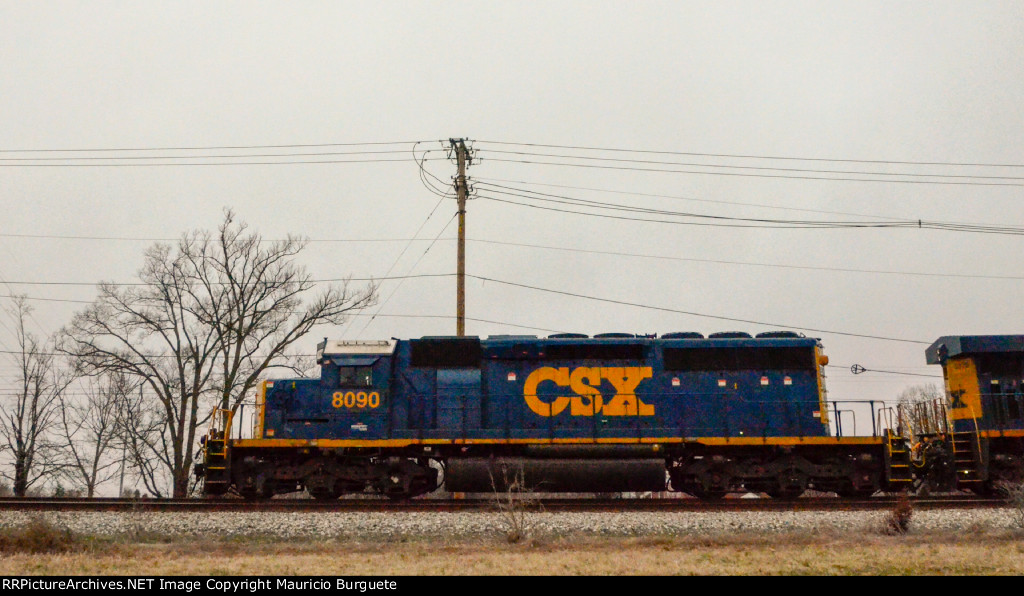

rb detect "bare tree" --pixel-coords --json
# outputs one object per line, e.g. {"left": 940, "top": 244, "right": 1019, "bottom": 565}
{"left": 60, "top": 210, "right": 377, "bottom": 497}
{"left": 0, "top": 297, "right": 72, "bottom": 496}
{"left": 896, "top": 383, "right": 945, "bottom": 439}
{"left": 114, "top": 380, "right": 173, "bottom": 497}
{"left": 188, "top": 209, "right": 376, "bottom": 414}
{"left": 56, "top": 371, "right": 134, "bottom": 497}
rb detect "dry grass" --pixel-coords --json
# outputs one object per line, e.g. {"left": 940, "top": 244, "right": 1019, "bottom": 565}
{"left": 2, "top": 531, "right": 1024, "bottom": 575}
{"left": 0, "top": 516, "right": 83, "bottom": 554}
{"left": 882, "top": 495, "right": 914, "bottom": 535}
{"left": 998, "top": 481, "right": 1024, "bottom": 529}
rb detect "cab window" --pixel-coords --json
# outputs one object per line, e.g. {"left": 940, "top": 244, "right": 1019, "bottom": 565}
{"left": 339, "top": 366, "right": 373, "bottom": 386}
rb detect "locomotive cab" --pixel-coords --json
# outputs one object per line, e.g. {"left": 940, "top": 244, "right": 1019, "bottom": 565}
{"left": 257, "top": 340, "right": 396, "bottom": 440}
{"left": 314, "top": 339, "right": 396, "bottom": 439}
{"left": 924, "top": 335, "right": 1024, "bottom": 492}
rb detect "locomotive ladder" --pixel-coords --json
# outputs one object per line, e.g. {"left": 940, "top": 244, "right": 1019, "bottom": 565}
{"left": 883, "top": 429, "right": 914, "bottom": 486}
{"left": 949, "top": 430, "right": 985, "bottom": 486}
{"left": 202, "top": 409, "right": 234, "bottom": 492}
{"left": 944, "top": 402, "right": 985, "bottom": 488}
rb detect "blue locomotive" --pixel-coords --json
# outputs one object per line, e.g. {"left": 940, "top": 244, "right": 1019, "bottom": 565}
{"left": 200, "top": 332, "right": 913, "bottom": 499}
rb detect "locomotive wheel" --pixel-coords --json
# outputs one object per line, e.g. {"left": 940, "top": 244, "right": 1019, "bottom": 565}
{"left": 237, "top": 471, "right": 274, "bottom": 500}
{"left": 836, "top": 487, "right": 877, "bottom": 499}
{"left": 767, "top": 471, "right": 807, "bottom": 500}
{"left": 202, "top": 482, "right": 230, "bottom": 497}
{"left": 971, "top": 482, "right": 1004, "bottom": 498}
{"left": 376, "top": 459, "right": 439, "bottom": 500}
{"left": 689, "top": 487, "right": 727, "bottom": 500}
{"left": 379, "top": 466, "right": 413, "bottom": 500}
{"left": 765, "top": 487, "right": 804, "bottom": 500}
{"left": 238, "top": 485, "right": 273, "bottom": 501}
{"left": 307, "top": 486, "right": 344, "bottom": 501}
{"left": 306, "top": 475, "right": 346, "bottom": 501}
{"left": 680, "top": 482, "right": 727, "bottom": 500}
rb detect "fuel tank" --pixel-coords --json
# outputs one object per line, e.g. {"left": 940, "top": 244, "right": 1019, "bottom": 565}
{"left": 445, "top": 457, "right": 667, "bottom": 493}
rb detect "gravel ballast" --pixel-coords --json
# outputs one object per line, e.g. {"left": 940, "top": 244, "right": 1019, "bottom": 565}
{"left": 0, "top": 509, "right": 1017, "bottom": 540}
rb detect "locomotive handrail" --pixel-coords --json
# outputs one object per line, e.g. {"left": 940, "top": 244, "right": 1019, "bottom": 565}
{"left": 207, "top": 408, "right": 234, "bottom": 442}
{"left": 876, "top": 406, "right": 898, "bottom": 437}
{"left": 832, "top": 409, "right": 856, "bottom": 437}
{"left": 966, "top": 401, "right": 983, "bottom": 458}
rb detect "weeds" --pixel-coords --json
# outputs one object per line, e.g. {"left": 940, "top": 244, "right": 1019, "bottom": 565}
{"left": 0, "top": 516, "right": 81, "bottom": 554}
{"left": 882, "top": 495, "right": 914, "bottom": 535}
{"left": 490, "top": 463, "right": 540, "bottom": 544}
{"left": 996, "top": 480, "right": 1024, "bottom": 530}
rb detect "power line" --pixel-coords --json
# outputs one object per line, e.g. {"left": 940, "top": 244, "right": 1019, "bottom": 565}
{"left": 466, "top": 274, "right": 930, "bottom": 345}
{"left": 0, "top": 149, "right": 415, "bottom": 161}
{"left": 481, "top": 157, "right": 1024, "bottom": 187}
{"left": 0, "top": 273, "right": 455, "bottom": 287}
{"left": 475, "top": 185, "right": 1024, "bottom": 234}
{"left": 3, "top": 231, "right": 1021, "bottom": 294}
{"left": 838, "top": 364, "right": 942, "bottom": 379}
{"left": 339, "top": 184, "right": 450, "bottom": 338}
{"left": 0, "top": 295, "right": 92, "bottom": 304}
{"left": 476, "top": 181, "right": 908, "bottom": 225}
{"left": 474, "top": 176, "right": 914, "bottom": 222}
{"left": 0, "top": 140, "right": 434, "bottom": 153}
{"left": 0, "top": 233, "right": 460, "bottom": 242}
{"left": 476, "top": 139, "right": 1024, "bottom": 169}
{"left": 0, "top": 157, "right": 447, "bottom": 168}
{"left": 479, "top": 148, "right": 1024, "bottom": 182}
{"left": 465, "top": 239, "right": 1024, "bottom": 281}
{"left": 351, "top": 214, "right": 459, "bottom": 339}
{"left": 0, "top": 312, "right": 568, "bottom": 357}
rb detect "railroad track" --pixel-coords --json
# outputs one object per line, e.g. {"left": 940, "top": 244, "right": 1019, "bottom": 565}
{"left": 0, "top": 494, "right": 1006, "bottom": 513}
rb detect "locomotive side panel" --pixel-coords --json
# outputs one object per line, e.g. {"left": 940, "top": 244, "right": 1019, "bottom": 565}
{"left": 658, "top": 339, "right": 829, "bottom": 439}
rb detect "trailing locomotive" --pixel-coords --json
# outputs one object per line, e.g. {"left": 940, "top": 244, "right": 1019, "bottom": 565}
{"left": 199, "top": 331, "right": 918, "bottom": 500}
{"left": 920, "top": 335, "right": 1024, "bottom": 494}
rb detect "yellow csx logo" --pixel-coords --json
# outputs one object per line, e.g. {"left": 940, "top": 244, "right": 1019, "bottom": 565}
{"left": 523, "top": 366, "right": 654, "bottom": 417}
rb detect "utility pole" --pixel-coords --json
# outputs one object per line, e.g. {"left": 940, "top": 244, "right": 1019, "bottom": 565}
{"left": 450, "top": 138, "right": 472, "bottom": 336}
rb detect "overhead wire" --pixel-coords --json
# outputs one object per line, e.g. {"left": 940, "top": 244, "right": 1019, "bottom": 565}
{"left": 349, "top": 213, "right": 459, "bottom": 339}
{"left": 2, "top": 229, "right": 1020, "bottom": 280}
{"left": 0, "top": 157, "right": 445, "bottom": 167}
{"left": 336, "top": 143, "right": 457, "bottom": 339}
{"left": 477, "top": 149, "right": 1024, "bottom": 182}
{"left": 348, "top": 140, "right": 468, "bottom": 338}
{"left": 0, "top": 140, "right": 434, "bottom": 153}
{"left": 0, "top": 149, "right": 416, "bottom": 161}
{"left": 480, "top": 157, "right": 1024, "bottom": 187}
{"left": 464, "top": 239, "right": 1024, "bottom": 281}
{"left": 477, "top": 181, "right": 904, "bottom": 225}
{"left": 835, "top": 364, "right": 942, "bottom": 379}
{"left": 474, "top": 182, "right": 1024, "bottom": 234}
{"left": 466, "top": 274, "right": 930, "bottom": 345}
{"left": 474, "top": 176, "right": 912, "bottom": 222}
{"left": 475, "top": 139, "right": 1024, "bottom": 168}
{"left": 0, "top": 273, "right": 456, "bottom": 287}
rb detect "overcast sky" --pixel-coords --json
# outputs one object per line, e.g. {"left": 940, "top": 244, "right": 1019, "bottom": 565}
{"left": 2, "top": 2, "right": 1023, "bottom": 427}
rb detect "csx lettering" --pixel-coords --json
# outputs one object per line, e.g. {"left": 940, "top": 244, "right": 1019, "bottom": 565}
{"left": 523, "top": 366, "right": 654, "bottom": 417}
{"left": 332, "top": 391, "right": 380, "bottom": 409}
{"left": 949, "top": 389, "right": 967, "bottom": 409}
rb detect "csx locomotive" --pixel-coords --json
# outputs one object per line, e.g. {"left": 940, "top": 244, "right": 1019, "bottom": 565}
{"left": 921, "top": 335, "right": 1024, "bottom": 494}
{"left": 198, "top": 332, "right": 1024, "bottom": 499}
{"left": 199, "top": 331, "right": 916, "bottom": 499}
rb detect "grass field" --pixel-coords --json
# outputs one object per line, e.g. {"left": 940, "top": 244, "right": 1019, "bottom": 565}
{"left": 2, "top": 521, "right": 1024, "bottom": 575}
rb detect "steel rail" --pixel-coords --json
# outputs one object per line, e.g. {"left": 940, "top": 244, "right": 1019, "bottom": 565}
{"left": 0, "top": 495, "right": 1006, "bottom": 513}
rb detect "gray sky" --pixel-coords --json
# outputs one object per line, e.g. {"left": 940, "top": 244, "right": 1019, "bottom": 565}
{"left": 2, "top": 1, "right": 1023, "bottom": 424}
